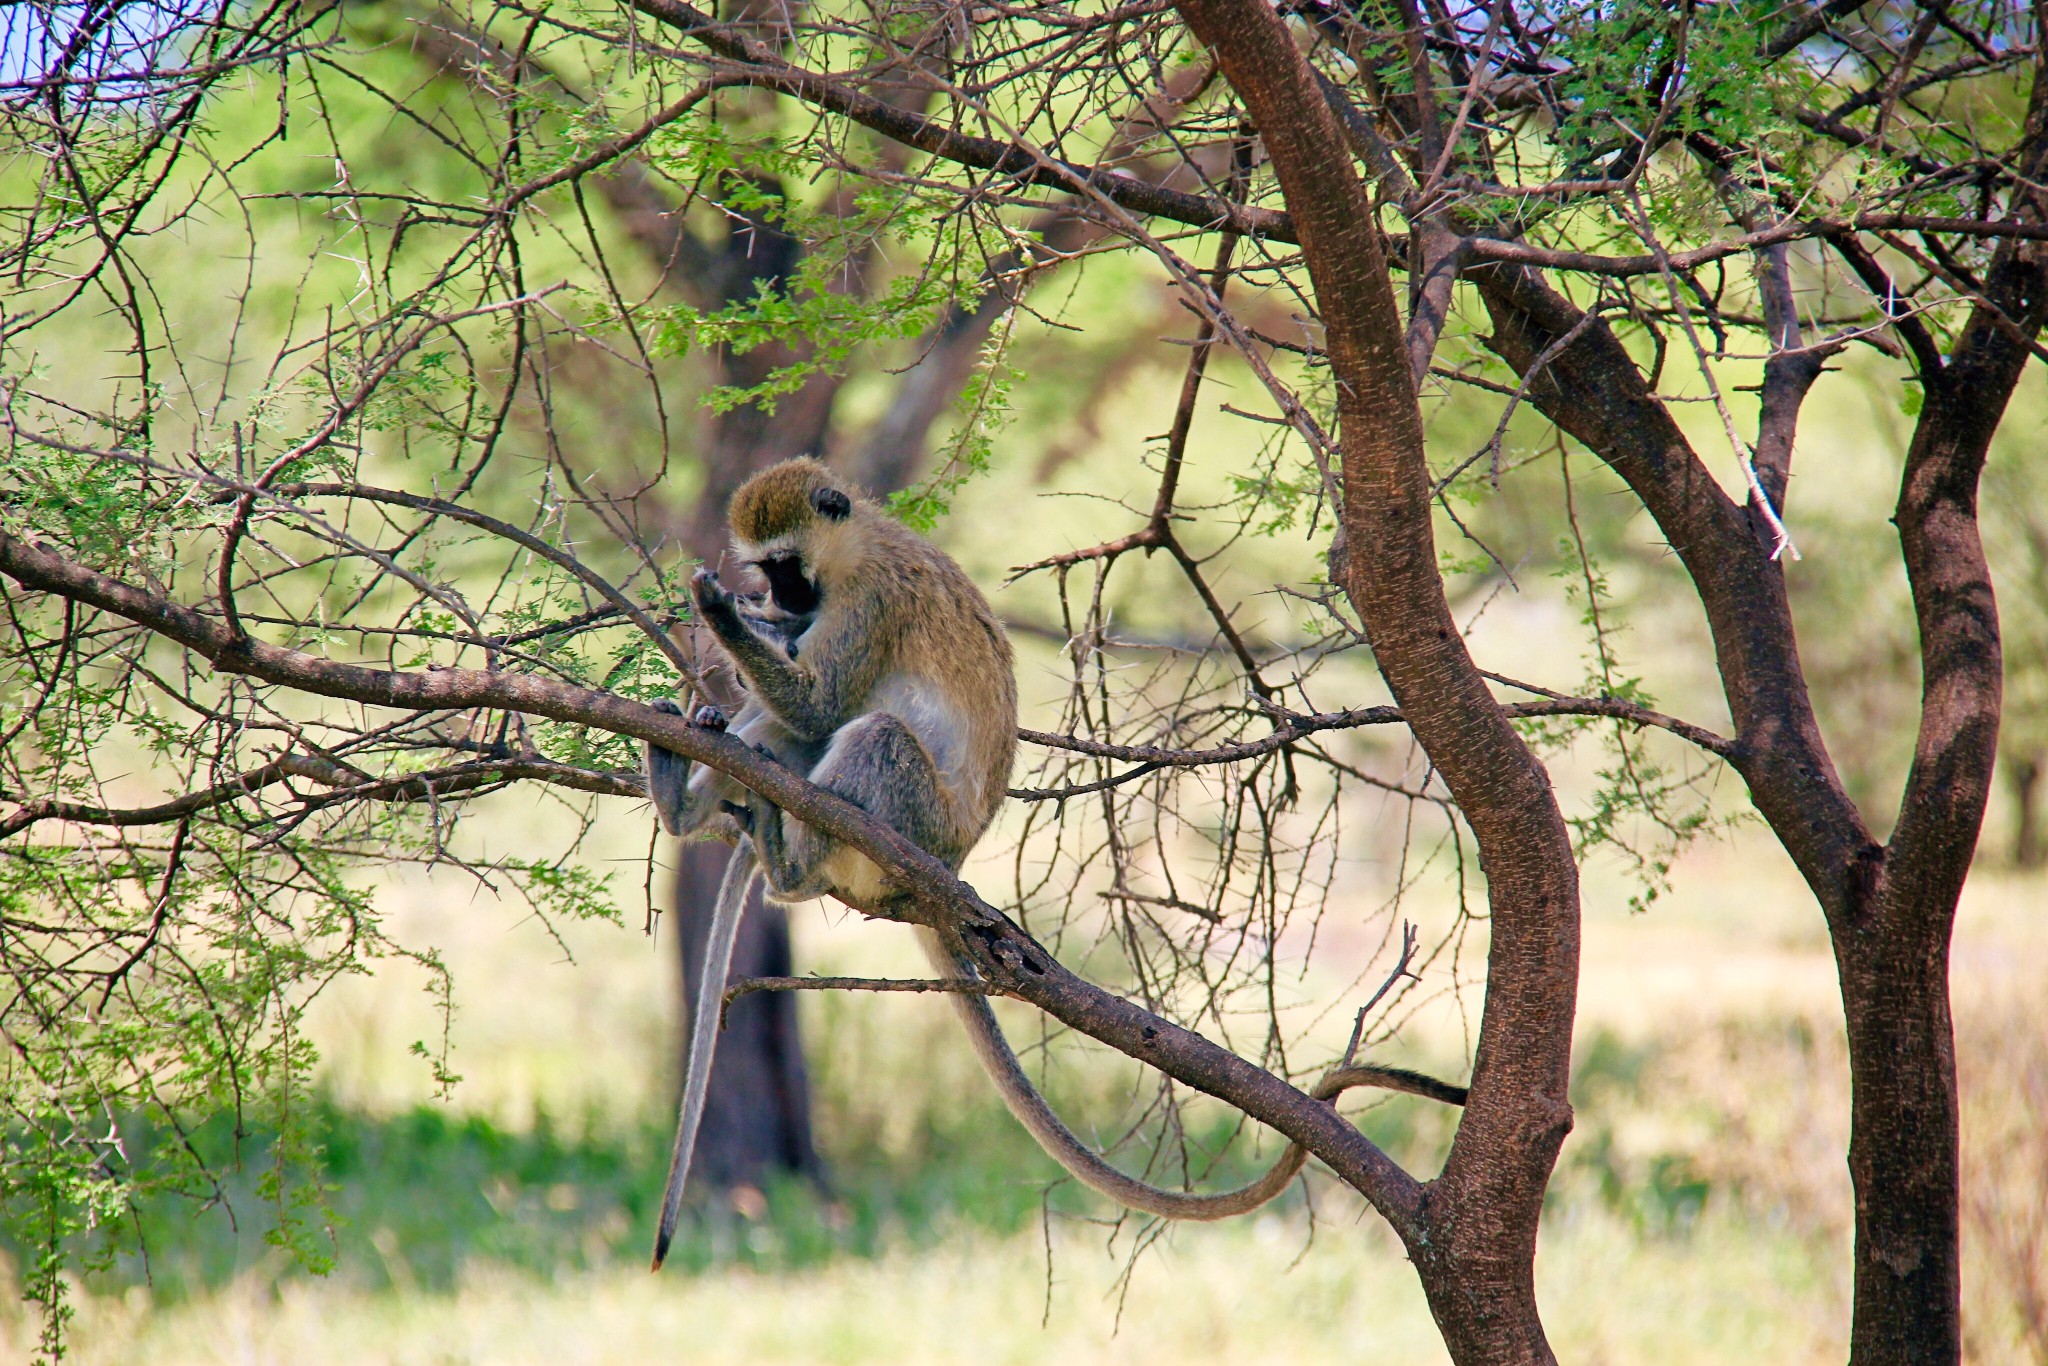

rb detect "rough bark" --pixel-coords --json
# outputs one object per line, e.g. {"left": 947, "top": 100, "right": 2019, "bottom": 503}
{"left": 1469, "top": 204, "right": 2045, "bottom": 1362}
{"left": 1458, "top": 44, "right": 2048, "bottom": 1356}
{"left": 1169, "top": 5, "right": 1579, "bottom": 1361}
{"left": 399, "top": 8, "right": 831, "bottom": 1193}
{"left": 1841, "top": 224, "right": 2044, "bottom": 1355}
{"left": 665, "top": 158, "right": 832, "bottom": 1200}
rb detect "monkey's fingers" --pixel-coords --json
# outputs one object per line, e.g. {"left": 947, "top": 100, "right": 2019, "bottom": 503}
{"left": 689, "top": 565, "right": 733, "bottom": 611}
{"left": 691, "top": 703, "right": 729, "bottom": 731}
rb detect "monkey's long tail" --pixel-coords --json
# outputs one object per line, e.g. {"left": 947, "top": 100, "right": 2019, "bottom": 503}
{"left": 652, "top": 843, "right": 759, "bottom": 1270}
{"left": 920, "top": 929, "right": 1466, "bottom": 1221}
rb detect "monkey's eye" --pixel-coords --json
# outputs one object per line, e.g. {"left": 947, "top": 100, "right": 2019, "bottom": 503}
{"left": 810, "top": 487, "right": 851, "bottom": 521}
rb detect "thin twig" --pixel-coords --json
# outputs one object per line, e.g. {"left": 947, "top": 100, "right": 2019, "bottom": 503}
{"left": 1340, "top": 921, "right": 1421, "bottom": 1071}
{"left": 719, "top": 974, "right": 1014, "bottom": 1027}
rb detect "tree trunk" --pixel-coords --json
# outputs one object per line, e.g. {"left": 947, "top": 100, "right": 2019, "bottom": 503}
{"left": 2011, "top": 754, "right": 2043, "bottom": 868}
{"left": 652, "top": 144, "right": 844, "bottom": 1200}
{"left": 1409, "top": 1243, "right": 1555, "bottom": 1366}
{"left": 1840, "top": 917, "right": 1960, "bottom": 1363}
{"left": 660, "top": 375, "right": 831, "bottom": 1202}
{"left": 1166, "top": 2, "right": 1579, "bottom": 1358}
{"left": 1834, "top": 357, "right": 2016, "bottom": 1364}
{"left": 1465, "top": 198, "right": 2048, "bottom": 1356}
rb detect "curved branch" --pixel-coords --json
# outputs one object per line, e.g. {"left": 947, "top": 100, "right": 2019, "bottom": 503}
{"left": 1, "top": 756, "right": 641, "bottom": 839}
{"left": 260, "top": 480, "right": 702, "bottom": 685}
{"left": 7, "top": 438, "right": 706, "bottom": 688}
{"left": 1171, "top": 0, "right": 1580, "bottom": 1346}
{"left": 0, "top": 524, "right": 1424, "bottom": 1228}
{"left": 1016, "top": 691, "right": 1732, "bottom": 776}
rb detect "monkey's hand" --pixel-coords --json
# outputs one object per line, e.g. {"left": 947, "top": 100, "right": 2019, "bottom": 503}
{"left": 692, "top": 566, "right": 831, "bottom": 736}
{"left": 690, "top": 567, "right": 745, "bottom": 641}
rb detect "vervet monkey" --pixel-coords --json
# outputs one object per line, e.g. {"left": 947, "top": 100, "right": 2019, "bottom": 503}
{"left": 644, "top": 459, "right": 1464, "bottom": 1269}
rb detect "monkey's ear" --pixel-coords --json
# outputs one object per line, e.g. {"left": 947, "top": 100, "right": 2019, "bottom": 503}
{"left": 810, "top": 487, "right": 852, "bottom": 522}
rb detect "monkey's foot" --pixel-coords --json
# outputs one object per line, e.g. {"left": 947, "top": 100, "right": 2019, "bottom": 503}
{"left": 719, "top": 799, "right": 755, "bottom": 835}
{"left": 689, "top": 704, "right": 728, "bottom": 731}
{"left": 651, "top": 697, "right": 686, "bottom": 717}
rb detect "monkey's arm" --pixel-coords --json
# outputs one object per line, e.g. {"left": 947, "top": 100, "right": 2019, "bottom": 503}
{"left": 919, "top": 927, "right": 1467, "bottom": 1220}
{"left": 691, "top": 569, "right": 873, "bottom": 739}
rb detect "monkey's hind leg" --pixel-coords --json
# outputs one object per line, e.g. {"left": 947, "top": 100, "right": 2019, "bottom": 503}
{"left": 748, "top": 712, "right": 950, "bottom": 903}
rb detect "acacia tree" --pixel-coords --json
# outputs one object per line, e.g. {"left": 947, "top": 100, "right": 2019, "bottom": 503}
{"left": 2, "top": 1, "right": 2041, "bottom": 1363}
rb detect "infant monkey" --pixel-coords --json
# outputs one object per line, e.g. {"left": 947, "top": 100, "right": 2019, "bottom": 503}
{"left": 644, "top": 459, "right": 1464, "bottom": 1269}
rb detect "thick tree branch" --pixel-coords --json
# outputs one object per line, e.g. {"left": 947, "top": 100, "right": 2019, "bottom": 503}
{"left": 1169, "top": 0, "right": 1579, "bottom": 1355}
{"left": 1468, "top": 257, "right": 1876, "bottom": 885}
{"left": 0, "top": 524, "right": 1425, "bottom": 1228}
{"left": 1886, "top": 70, "right": 2048, "bottom": 897}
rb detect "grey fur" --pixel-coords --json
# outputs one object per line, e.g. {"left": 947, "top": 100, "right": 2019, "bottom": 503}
{"left": 650, "top": 844, "right": 757, "bottom": 1268}
{"left": 643, "top": 591, "right": 821, "bottom": 1271}
{"left": 748, "top": 712, "right": 950, "bottom": 901}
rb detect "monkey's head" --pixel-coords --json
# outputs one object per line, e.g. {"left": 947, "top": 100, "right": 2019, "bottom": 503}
{"left": 726, "top": 458, "right": 863, "bottom": 615}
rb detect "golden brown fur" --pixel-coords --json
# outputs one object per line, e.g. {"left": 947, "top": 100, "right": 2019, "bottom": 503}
{"left": 716, "top": 458, "right": 1016, "bottom": 876}
{"left": 726, "top": 458, "right": 832, "bottom": 546}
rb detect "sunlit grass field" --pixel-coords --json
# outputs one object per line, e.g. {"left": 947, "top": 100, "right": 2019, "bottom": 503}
{"left": 6, "top": 835, "right": 2043, "bottom": 1364}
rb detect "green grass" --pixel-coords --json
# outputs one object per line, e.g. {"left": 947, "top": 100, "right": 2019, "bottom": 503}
{"left": 4, "top": 1020, "right": 1813, "bottom": 1316}
{"left": 4, "top": 857, "right": 2043, "bottom": 1363}
{"left": 16, "top": 1069, "right": 1460, "bottom": 1302}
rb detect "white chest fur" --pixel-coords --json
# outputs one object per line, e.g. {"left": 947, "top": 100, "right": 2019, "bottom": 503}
{"left": 866, "top": 671, "right": 976, "bottom": 809}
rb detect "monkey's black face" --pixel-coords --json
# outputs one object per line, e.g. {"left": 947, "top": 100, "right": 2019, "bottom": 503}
{"left": 756, "top": 553, "right": 821, "bottom": 615}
